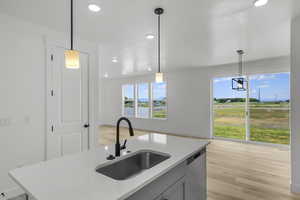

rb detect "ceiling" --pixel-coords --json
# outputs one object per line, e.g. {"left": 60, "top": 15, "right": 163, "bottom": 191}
{"left": 0, "top": 0, "right": 299, "bottom": 78}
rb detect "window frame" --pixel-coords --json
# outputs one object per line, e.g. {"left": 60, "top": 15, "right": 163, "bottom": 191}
{"left": 136, "top": 82, "right": 151, "bottom": 119}
{"left": 211, "top": 72, "right": 290, "bottom": 147}
{"left": 122, "top": 84, "right": 136, "bottom": 118}
{"left": 121, "top": 81, "right": 168, "bottom": 120}
{"left": 151, "top": 82, "right": 168, "bottom": 120}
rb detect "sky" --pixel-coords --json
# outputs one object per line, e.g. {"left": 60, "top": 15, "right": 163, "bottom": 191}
{"left": 123, "top": 82, "right": 166, "bottom": 100}
{"left": 213, "top": 73, "right": 290, "bottom": 101}
{"left": 123, "top": 85, "right": 134, "bottom": 99}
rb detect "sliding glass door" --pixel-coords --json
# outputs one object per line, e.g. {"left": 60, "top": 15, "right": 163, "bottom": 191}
{"left": 213, "top": 77, "right": 247, "bottom": 140}
{"left": 249, "top": 73, "right": 290, "bottom": 144}
{"left": 213, "top": 73, "right": 290, "bottom": 145}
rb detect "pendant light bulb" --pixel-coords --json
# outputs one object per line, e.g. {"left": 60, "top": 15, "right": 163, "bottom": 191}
{"left": 156, "top": 72, "right": 163, "bottom": 83}
{"left": 65, "top": 0, "right": 80, "bottom": 69}
{"left": 65, "top": 50, "right": 80, "bottom": 69}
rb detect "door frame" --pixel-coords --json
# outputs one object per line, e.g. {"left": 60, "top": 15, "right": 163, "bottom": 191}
{"left": 44, "top": 36, "right": 99, "bottom": 160}
{"left": 211, "top": 73, "right": 290, "bottom": 149}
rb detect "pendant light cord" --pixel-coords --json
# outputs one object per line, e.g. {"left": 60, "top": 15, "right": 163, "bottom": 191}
{"left": 158, "top": 14, "right": 161, "bottom": 73}
{"left": 237, "top": 50, "right": 244, "bottom": 76}
{"left": 70, "top": 0, "right": 74, "bottom": 50}
{"left": 154, "top": 8, "right": 164, "bottom": 74}
{"left": 239, "top": 53, "right": 242, "bottom": 76}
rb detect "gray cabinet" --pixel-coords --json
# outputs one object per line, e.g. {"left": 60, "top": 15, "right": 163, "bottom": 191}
{"left": 126, "top": 162, "right": 187, "bottom": 200}
{"left": 186, "top": 149, "right": 207, "bottom": 200}
{"left": 126, "top": 148, "right": 207, "bottom": 200}
{"left": 160, "top": 178, "right": 186, "bottom": 200}
{"left": 154, "top": 196, "right": 162, "bottom": 200}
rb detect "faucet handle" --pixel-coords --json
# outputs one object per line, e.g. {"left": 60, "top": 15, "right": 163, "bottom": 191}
{"left": 121, "top": 139, "right": 127, "bottom": 150}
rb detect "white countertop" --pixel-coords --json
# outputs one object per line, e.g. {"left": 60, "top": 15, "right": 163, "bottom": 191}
{"left": 9, "top": 133, "right": 209, "bottom": 200}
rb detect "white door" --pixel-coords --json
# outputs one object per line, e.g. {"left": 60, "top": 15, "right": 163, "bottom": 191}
{"left": 46, "top": 46, "right": 89, "bottom": 160}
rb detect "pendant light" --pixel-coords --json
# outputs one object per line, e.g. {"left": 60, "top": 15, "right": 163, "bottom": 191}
{"left": 65, "top": 0, "right": 80, "bottom": 69}
{"left": 232, "top": 50, "right": 246, "bottom": 91}
{"left": 155, "top": 8, "right": 164, "bottom": 83}
{"left": 254, "top": 0, "right": 268, "bottom": 7}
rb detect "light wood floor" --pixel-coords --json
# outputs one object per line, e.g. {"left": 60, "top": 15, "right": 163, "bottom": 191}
{"left": 99, "top": 125, "right": 300, "bottom": 200}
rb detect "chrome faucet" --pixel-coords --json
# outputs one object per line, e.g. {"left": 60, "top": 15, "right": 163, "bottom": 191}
{"left": 115, "top": 117, "right": 134, "bottom": 157}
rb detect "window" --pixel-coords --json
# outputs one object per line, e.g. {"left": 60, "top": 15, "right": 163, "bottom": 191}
{"left": 213, "top": 72, "right": 290, "bottom": 145}
{"left": 122, "top": 82, "right": 167, "bottom": 119}
{"left": 248, "top": 73, "right": 290, "bottom": 144}
{"left": 137, "top": 83, "right": 150, "bottom": 118}
{"left": 213, "top": 77, "right": 246, "bottom": 140}
{"left": 122, "top": 84, "right": 135, "bottom": 117}
{"left": 152, "top": 82, "right": 167, "bottom": 118}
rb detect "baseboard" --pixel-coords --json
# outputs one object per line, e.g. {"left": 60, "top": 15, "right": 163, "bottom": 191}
{"left": 97, "top": 121, "right": 104, "bottom": 126}
{"left": 291, "top": 183, "right": 300, "bottom": 193}
{"left": 1, "top": 187, "right": 24, "bottom": 199}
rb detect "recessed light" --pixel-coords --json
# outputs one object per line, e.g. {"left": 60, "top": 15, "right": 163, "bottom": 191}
{"left": 147, "top": 67, "right": 152, "bottom": 71}
{"left": 112, "top": 57, "right": 118, "bottom": 63}
{"left": 104, "top": 73, "right": 108, "bottom": 78}
{"left": 254, "top": 0, "right": 268, "bottom": 7}
{"left": 146, "top": 34, "right": 155, "bottom": 40}
{"left": 88, "top": 4, "right": 101, "bottom": 12}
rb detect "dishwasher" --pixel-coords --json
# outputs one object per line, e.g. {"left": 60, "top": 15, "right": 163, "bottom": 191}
{"left": 186, "top": 147, "right": 207, "bottom": 200}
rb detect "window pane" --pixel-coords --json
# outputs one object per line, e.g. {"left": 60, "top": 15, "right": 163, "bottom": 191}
{"left": 123, "top": 85, "right": 135, "bottom": 117}
{"left": 152, "top": 82, "right": 167, "bottom": 118}
{"left": 137, "top": 83, "right": 150, "bottom": 118}
{"left": 249, "top": 73, "right": 290, "bottom": 144}
{"left": 213, "top": 77, "right": 246, "bottom": 140}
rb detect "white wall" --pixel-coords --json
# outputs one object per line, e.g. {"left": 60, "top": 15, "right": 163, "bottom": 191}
{"left": 100, "top": 56, "right": 290, "bottom": 138}
{"left": 291, "top": 15, "right": 300, "bottom": 193}
{"left": 0, "top": 13, "right": 99, "bottom": 197}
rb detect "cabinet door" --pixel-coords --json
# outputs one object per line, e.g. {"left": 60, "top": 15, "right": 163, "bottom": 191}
{"left": 162, "top": 178, "right": 186, "bottom": 200}
{"left": 154, "top": 195, "right": 162, "bottom": 200}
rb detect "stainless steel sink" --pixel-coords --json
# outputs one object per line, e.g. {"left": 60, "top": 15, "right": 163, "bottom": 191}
{"left": 96, "top": 150, "right": 171, "bottom": 180}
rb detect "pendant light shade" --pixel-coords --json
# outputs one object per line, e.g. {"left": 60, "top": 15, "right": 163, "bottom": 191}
{"left": 65, "top": 50, "right": 80, "bottom": 69}
{"left": 155, "top": 72, "right": 163, "bottom": 83}
{"left": 155, "top": 8, "right": 164, "bottom": 83}
{"left": 232, "top": 77, "right": 246, "bottom": 91}
{"left": 254, "top": 0, "right": 268, "bottom": 7}
{"left": 65, "top": 0, "right": 80, "bottom": 69}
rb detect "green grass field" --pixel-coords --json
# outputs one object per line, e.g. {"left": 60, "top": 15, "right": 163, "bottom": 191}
{"left": 153, "top": 109, "right": 167, "bottom": 118}
{"left": 214, "top": 102, "right": 290, "bottom": 145}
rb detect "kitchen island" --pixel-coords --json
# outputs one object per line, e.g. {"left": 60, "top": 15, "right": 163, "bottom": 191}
{"left": 9, "top": 133, "right": 209, "bottom": 200}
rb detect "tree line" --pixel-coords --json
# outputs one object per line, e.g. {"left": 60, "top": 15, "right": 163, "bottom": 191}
{"left": 214, "top": 98, "right": 259, "bottom": 103}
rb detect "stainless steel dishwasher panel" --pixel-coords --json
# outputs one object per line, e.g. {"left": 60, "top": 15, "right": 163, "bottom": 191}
{"left": 186, "top": 148, "right": 207, "bottom": 200}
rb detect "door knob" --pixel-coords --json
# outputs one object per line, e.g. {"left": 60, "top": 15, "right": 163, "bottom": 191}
{"left": 84, "top": 124, "right": 90, "bottom": 128}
